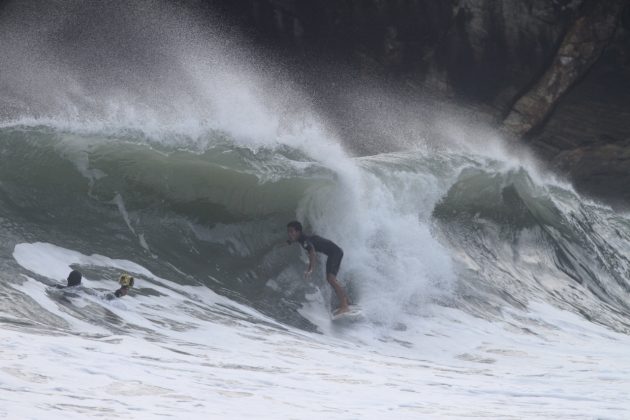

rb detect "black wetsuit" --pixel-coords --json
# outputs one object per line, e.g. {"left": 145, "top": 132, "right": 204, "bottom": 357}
{"left": 298, "top": 234, "right": 344, "bottom": 275}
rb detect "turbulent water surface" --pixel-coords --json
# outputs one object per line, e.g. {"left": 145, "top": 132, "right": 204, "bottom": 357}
{"left": 1, "top": 1, "right": 630, "bottom": 419}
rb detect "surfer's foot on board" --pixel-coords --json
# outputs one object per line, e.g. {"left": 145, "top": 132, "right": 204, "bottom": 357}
{"left": 333, "top": 305, "right": 350, "bottom": 316}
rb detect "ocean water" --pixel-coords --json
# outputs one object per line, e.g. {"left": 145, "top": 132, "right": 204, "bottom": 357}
{"left": 1, "top": 1, "right": 629, "bottom": 418}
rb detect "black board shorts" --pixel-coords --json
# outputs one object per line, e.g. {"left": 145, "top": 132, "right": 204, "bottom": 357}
{"left": 325, "top": 249, "right": 344, "bottom": 276}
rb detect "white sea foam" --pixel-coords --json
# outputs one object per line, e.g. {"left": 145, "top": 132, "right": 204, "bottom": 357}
{"left": 2, "top": 242, "right": 630, "bottom": 419}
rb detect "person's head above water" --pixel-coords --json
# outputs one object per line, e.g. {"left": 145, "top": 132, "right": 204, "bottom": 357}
{"left": 114, "top": 273, "right": 134, "bottom": 298}
{"left": 287, "top": 220, "right": 304, "bottom": 243}
{"left": 67, "top": 270, "right": 82, "bottom": 287}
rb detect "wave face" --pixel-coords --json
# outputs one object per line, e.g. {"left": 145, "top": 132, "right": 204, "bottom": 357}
{"left": 1, "top": 1, "right": 630, "bottom": 418}
{"left": 0, "top": 124, "right": 459, "bottom": 329}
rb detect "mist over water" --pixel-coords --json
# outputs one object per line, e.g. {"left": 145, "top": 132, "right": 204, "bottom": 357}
{"left": 1, "top": 1, "right": 630, "bottom": 418}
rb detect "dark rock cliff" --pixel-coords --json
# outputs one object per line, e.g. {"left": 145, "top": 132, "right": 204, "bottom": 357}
{"left": 208, "top": 0, "right": 630, "bottom": 206}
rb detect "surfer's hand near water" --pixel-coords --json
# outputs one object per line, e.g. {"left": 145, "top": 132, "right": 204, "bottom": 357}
{"left": 304, "top": 268, "right": 313, "bottom": 279}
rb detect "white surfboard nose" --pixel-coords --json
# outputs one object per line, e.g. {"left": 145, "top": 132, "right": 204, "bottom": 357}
{"left": 332, "top": 305, "right": 364, "bottom": 321}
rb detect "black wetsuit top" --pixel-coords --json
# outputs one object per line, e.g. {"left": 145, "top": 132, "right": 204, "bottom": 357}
{"left": 298, "top": 234, "right": 344, "bottom": 275}
{"left": 298, "top": 234, "right": 340, "bottom": 255}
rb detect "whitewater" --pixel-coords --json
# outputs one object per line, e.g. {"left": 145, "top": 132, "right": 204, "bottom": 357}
{"left": 1, "top": 1, "right": 629, "bottom": 418}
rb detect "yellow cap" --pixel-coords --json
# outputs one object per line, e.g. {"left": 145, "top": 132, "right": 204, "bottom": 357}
{"left": 119, "top": 274, "right": 135, "bottom": 288}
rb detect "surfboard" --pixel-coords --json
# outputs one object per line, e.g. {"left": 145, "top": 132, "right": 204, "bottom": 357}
{"left": 331, "top": 305, "right": 364, "bottom": 322}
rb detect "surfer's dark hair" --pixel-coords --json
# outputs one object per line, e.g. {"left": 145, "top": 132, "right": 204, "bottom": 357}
{"left": 287, "top": 221, "right": 303, "bottom": 232}
{"left": 67, "top": 270, "right": 82, "bottom": 287}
